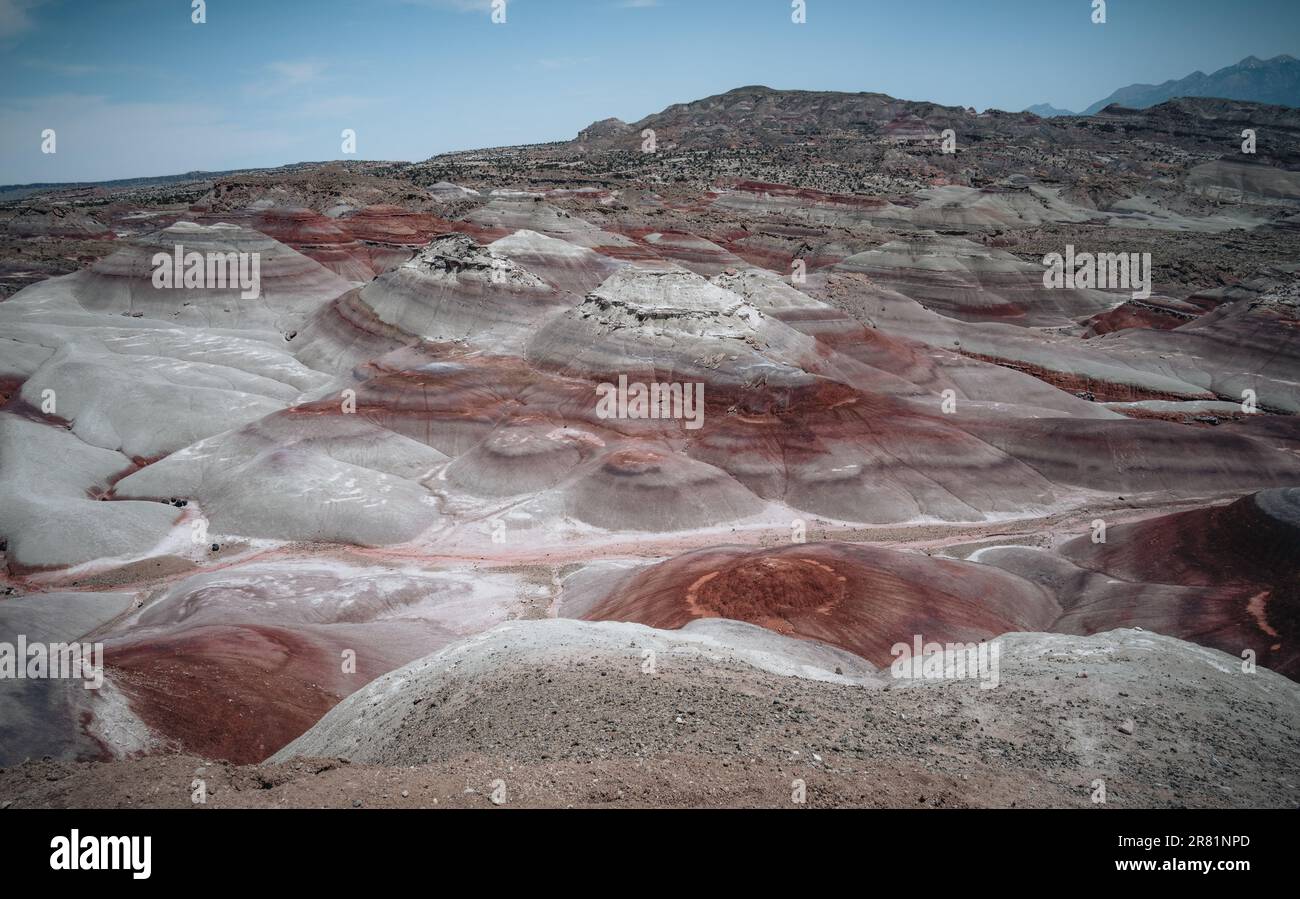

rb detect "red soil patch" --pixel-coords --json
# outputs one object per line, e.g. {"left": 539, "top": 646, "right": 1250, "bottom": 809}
{"left": 1083, "top": 301, "right": 1196, "bottom": 337}
{"left": 1059, "top": 490, "right": 1300, "bottom": 678}
{"left": 340, "top": 205, "right": 460, "bottom": 250}
{"left": 107, "top": 624, "right": 387, "bottom": 764}
{"left": 583, "top": 542, "right": 1057, "bottom": 665}
{"left": 959, "top": 351, "right": 1212, "bottom": 403}
{"left": 724, "top": 180, "right": 891, "bottom": 209}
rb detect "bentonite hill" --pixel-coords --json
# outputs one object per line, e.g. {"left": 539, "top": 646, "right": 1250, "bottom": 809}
{"left": 1, "top": 77, "right": 1299, "bottom": 809}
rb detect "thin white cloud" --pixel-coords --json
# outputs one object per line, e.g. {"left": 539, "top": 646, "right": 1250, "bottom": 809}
{"left": 267, "top": 60, "right": 328, "bottom": 86}
{"left": 22, "top": 58, "right": 100, "bottom": 76}
{"left": 617, "top": 0, "right": 661, "bottom": 7}
{"left": 243, "top": 60, "right": 330, "bottom": 98}
{"left": 537, "top": 56, "right": 597, "bottom": 70}
{"left": 399, "top": 0, "right": 508, "bottom": 11}
{"left": 0, "top": 0, "right": 45, "bottom": 38}
{"left": 296, "top": 95, "right": 384, "bottom": 118}
{"left": 0, "top": 94, "right": 294, "bottom": 184}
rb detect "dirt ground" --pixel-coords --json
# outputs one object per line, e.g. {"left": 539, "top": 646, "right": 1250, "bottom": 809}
{"left": 5, "top": 629, "right": 1297, "bottom": 810}
{"left": 0, "top": 752, "right": 1137, "bottom": 809}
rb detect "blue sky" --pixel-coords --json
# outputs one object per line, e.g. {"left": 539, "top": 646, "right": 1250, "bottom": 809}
{"left": 1, "top": 0, "right": 1297, "bottom": 184}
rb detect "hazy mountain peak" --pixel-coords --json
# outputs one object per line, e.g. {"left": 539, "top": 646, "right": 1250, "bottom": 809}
{"left": 1082, "top": 53, "right": 1300, "bottom": 115}
{"left": 578, "top": 117, "right": 632, "bottom": 142}
{"left": 1024, "top": 102, "right": 1075, "bottom": 118}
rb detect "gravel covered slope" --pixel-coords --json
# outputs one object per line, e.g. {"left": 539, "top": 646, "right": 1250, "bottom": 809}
{"left": 262, "top": 620, "right": 1300, "bottom": 808}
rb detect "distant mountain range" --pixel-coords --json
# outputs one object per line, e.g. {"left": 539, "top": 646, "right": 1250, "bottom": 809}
{"left": 0, "top": 168, "right": 257, "bottom": 202}
{"left": 1026, "top": 53, "right": 1300, "bottom": 118}
{"left": 1024, "top": 103, "right": 1075, "bottom": 118}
